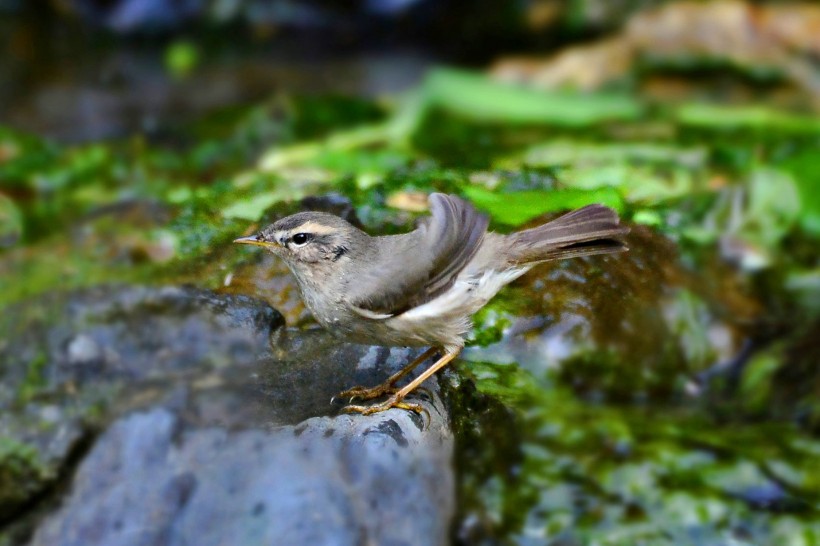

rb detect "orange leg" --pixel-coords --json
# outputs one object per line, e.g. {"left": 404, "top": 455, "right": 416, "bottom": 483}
{"left": 334, "top": 346, "right": 438, "bottom": 402}
{"left": 342, "top": 349, "right": 460, "bottom": 417}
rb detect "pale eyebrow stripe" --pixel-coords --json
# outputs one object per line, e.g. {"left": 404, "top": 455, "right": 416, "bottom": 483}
{"left": 294, "top": 221, "right": 337, "bottom": 235}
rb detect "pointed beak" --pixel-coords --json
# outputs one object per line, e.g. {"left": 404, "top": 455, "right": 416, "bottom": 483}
{"left": 233, "top": 235, "right": 279, "bottom": 248}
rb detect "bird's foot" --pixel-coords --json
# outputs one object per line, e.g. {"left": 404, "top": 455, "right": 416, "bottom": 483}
{"left": 341, "top": 394, "right": 430, "bottom": 423}
{"left": 333, "top": 382, "right": 398, "bottom": 403}
{"left": 333, "top": 383, "right": 434, "bottom": 404}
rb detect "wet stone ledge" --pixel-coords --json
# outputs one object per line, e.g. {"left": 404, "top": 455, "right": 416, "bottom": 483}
{"left": 0, "top": 285, "right": 454, "bottom": 546}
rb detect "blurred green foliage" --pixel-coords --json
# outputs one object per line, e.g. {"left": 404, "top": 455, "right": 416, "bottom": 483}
{"left": 164, "top": 40, "right": 200, "bottom": 79}
{"left": 463, "top": 185, "right": 624, "bottom": 224}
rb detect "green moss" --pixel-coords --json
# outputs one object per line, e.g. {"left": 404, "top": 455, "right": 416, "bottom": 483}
{"left": 452, "top": 360, "right": 820, "bottom": 545}
{"left": 0, "top": 437, "right": 51, "bottom": 515}
{"left": 15, "top": 352, "right": 48, "bottom": 405}
{"left": 0, "top": 238, "right": 148, "bottom": 309}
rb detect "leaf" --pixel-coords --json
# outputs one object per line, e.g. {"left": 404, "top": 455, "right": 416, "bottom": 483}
{"left": 676, "top": 104, "right": 820, "bottom": 134}
{"left": 516, "top": 140, "right": 707, "bottom": 169}
{"left": 462, "top": 186, "right": 624, "bottom": 226}
{"left": 778, "top": 150, "right": 820, "bottom": 238}
{"left": 423, "top": 68, "right": 644, "bottom": 126}
{"left": 307, "top": 149, "right": 411, "bottom": 175}
{"left": 632, "top": 209, "right": 663, "bottom": 226}
{"left": 224, "top": 174, "right": 332, "bottom": 221}
{"left": 221, "top": 192, "right": 284, "bottom": 221}
{"left": 742, "top": 168, "right": 801, "bottom": 248}
{"left": 559, "top": 164, "right": 693, "bottom": 204}
{"left": 739, "top": 348, "right": 782, "bottom": 413}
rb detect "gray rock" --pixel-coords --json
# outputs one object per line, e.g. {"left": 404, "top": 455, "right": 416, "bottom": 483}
{"left": 0, "top": 285, "right": 282, "bottom": 521}
{"left": 1, "top": 284, "right": 282, "bottom": 393}
{"left": 1, "top": 285, "right": 455, "bottom": 544}
{"left": 30, "top": 406, "right": 452, "bottom": 546}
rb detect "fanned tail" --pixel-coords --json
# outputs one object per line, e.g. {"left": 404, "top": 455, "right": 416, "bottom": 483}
{"left": 507, "top": 204, "right": 629, "bottom": 265}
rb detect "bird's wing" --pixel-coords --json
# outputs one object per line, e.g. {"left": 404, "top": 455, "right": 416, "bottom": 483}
{"left": 348, "top": 193, "right": 489, "bottom": 318}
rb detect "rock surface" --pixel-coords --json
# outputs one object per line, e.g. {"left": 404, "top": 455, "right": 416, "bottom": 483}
{"left": 0, "top": 285, "right": 454, "bottom": 546}
{"left": 30, "top": 406, "right": 452, "bottom": 546}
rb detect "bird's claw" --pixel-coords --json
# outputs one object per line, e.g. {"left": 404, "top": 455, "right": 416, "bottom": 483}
{"left": 335, "top": 384, "right": 431, "bottom": 404}
{"left": 341, "top": 395, "right": 430, "bottom": 425}
{"left": 334, "top": 383, "right": 399, "bottom": 403}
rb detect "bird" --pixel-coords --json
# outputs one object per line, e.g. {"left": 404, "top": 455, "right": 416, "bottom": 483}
{"left": 234, "top": 193, "right": 628, "bottom": 416}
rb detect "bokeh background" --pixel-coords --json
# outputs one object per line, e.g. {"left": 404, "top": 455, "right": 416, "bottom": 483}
{"left": 1, "top": 1, "right": 818, "bottom": 545}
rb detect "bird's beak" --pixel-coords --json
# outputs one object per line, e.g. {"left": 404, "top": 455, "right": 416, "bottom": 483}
{"left": 233, "top": 236, "right": 279, "bottom": 248}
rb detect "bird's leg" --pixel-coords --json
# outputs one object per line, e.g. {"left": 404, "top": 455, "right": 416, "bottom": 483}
{"left": 334, "top": 347, "right": 438, "bottom": 403}
{"left": 342, "top": 349, "right": 460, "bottom": 417}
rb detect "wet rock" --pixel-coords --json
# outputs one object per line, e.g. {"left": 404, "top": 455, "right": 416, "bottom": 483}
{"left": 30, "top": 405, "right": 452, "bottom": 546}
{"left": 0, "top": 285, "right": 282, "bottom": 522}
{"left": 1, "top": 285, "right": 454, "bottom": 544}
{"left": 466, "top": 226, "right": 762, "bottom": 402}
{"left": 148, "top": 327, "right": 447, "bottom": 433}
{"left": 0, "top": 416, "right": 86, "bottom": 522}
{"left": 0, "top": 284, "right": 281, "bottom": 393}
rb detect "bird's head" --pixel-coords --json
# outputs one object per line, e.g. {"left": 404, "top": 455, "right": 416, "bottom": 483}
{"left": 234, "top": 212, "right": 361, "bottom": 273}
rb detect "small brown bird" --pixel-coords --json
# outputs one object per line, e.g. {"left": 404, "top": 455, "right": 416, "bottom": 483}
{"left": 235, "top": 193, "right": 628, "bottom": 416}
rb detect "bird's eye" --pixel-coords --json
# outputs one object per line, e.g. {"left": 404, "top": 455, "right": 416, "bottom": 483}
{"left": 291, "top": 232, "right": 313, "bottom": 246}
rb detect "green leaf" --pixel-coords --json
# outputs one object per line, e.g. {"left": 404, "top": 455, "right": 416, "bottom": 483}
{"left": 258, "top": 123, "right": 397, "bottom": 171}
{"left": 676, "top": 103, "right": 820, "bottom": 134}
{"left": 560, "top": 164, "right": 693, "bottom": 204}
{"left": 741, "top": 168, "right": 801, "bottom": 248}
{"left": 221, "top": 193, "right": 283, "bottom": 221}
{"left": 462, "top": 186, "right": 624, "bottom": 226}
{"left": 515, "top": 140, "right": 707, "bottom": 169}
{"left": 423, "top": 68, "right": 643, "bottom": 126}
{"left": 739, "top": 348, "right": 783, "bottom": 413}
{"left": 632, "top": 209, "right": 663, "bottom": 226}
{"left": 778, "top": 150, "right": 820, "bottom": 238}
{"left": 308, "top": 149, "right": 411, "bottom": 175}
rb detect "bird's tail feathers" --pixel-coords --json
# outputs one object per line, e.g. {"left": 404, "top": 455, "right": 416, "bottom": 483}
{"left": 507, "top": 205, "right": 629, "bottom": 265}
